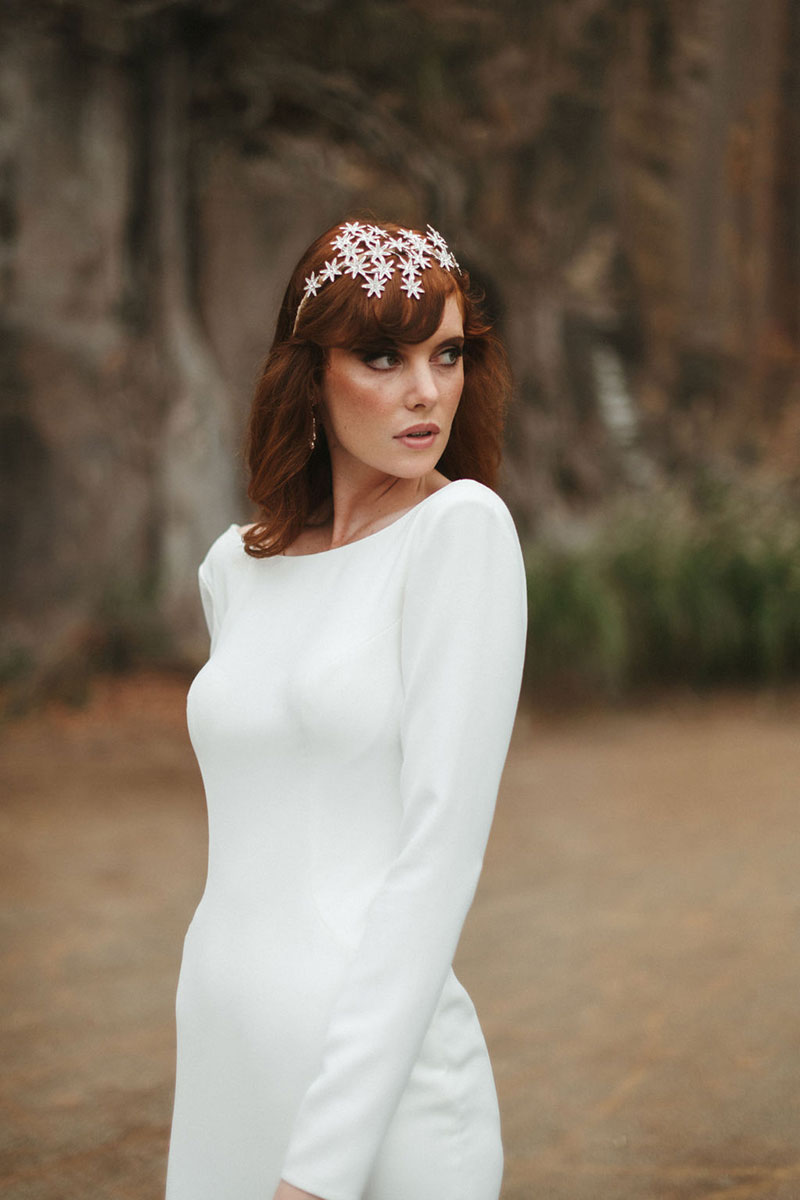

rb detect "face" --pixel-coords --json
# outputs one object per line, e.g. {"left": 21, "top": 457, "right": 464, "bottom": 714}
{"left": 320, "top": 292, "right": 465, "bottom": 481}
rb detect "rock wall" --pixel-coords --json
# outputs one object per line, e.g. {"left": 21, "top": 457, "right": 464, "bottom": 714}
{"left": 1, "top": 0, "right": 798, "bottom": 689}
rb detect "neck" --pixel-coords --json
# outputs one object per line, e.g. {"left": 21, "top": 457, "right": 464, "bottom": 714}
{"left": 324, "top": 460, "right": 431, "bottom": 549}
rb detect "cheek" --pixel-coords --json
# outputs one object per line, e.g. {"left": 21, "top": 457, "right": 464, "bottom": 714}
{"left": 325, "top": 373, "right": 392, "bottom": 439}
{"left": 445, "top": 370, "right": 465, "bottom": 416}
{"left": 340, "top": 391, "right": 384, "bottom": 434}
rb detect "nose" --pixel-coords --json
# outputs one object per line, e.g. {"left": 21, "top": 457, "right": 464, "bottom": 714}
{"left": 404, "top": 360, "right": 438, "bottom": 408}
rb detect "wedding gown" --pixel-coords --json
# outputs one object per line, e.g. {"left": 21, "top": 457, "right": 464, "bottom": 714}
{"left": 165, "top": 478, "right": 527, "bottom": 1200}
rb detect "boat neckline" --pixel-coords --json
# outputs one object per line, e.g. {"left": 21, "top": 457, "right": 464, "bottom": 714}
{"left": 229, "top": 479, "right": 476, "bottom": 560}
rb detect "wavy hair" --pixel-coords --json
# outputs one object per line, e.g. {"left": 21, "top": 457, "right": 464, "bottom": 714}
{"left": 243, "top": 220, "right": 511, "bottom": 557}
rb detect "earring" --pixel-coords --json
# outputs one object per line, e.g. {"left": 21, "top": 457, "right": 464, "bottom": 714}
{"left": 308, "top": 408, "right": 317, "bottom": 451}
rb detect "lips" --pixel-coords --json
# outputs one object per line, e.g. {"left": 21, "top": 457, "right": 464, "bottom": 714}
{"left": 394, "top": 423, "right": 440, "bottom": 439}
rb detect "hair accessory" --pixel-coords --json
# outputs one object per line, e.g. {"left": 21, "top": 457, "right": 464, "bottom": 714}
{"left": 293, "top": 223, "right": 461, "bottom": 334}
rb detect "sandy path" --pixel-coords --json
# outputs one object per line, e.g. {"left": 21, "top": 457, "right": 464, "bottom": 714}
{"left": 1, "top": 675, "right": 798, "bottom": 1199}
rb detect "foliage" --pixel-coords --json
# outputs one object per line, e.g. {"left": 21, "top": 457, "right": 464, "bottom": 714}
{"left": 522, "top": 483, "right": 800, "bottom": 700}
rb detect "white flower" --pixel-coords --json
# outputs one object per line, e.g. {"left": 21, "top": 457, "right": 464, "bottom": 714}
{"left": 400, "top": 275, "right": 425, "bottom": 299}
{"left": 426, "top": 225, "right": 448, "bottom": 251}
{"left": 344, "top": 253, "right": 368, "bottom": 279}
{"left": 294, "top": 222, "right": 457, "bottom": 323}
{"left": 409, "top": 249, "right": 432, "bottom": 271}
{"left": 362, "top": 276, "right": 387, "bottom": 297}
{"left": 319, "top": 258, "right": 343, "bottom": 283}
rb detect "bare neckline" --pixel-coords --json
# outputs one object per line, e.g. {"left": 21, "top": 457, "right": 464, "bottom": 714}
{"left": 234, "top": 480, "right": 467, "bottom": 560}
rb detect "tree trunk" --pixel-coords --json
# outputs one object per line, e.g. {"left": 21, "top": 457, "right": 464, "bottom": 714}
{"left": 150, "top": 30, "right": 238, "bottom": 659}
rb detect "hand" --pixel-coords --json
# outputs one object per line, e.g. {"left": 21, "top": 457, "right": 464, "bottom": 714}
{"left": 272, "top": 1181, "right": 325, "bottom": 1200}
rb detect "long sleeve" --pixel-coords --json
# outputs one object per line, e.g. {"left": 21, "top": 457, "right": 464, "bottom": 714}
{"left": 197, "top": 524, "right": 239, "bottom": 654}
{"left": 280, "top": 486, "right": 527, "bottom": 1200}
{"left": 198, "top": 558, "right": 216, "bottom": 646}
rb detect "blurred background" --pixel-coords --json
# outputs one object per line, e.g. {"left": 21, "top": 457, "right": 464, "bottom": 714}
{"left": 3, "top": 0, "right": 800, "bottom": 698}
{"left": 2, "top": 2, "right": 799, "bottom": 1199}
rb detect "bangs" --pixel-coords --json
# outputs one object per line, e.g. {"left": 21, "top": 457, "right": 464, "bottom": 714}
{"left": 248, "top": 217, "right": 509, "bottom": 557}
{"left": 298, "top": 263, "right": 461, "bottom": 349}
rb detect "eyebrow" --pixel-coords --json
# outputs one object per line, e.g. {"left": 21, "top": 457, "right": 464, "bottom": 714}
{"left": 350, "top": 332, "right": 465, "bottom": 353}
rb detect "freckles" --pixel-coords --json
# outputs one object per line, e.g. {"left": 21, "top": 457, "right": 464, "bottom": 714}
{"left": 352, "top": 380, "right": 379, "bottom": 411}
{"left": 351, "top": 379, "right": 393, "bottom": 420}
{"left": 326, "top": 370, "right": 390, "bottom": 443}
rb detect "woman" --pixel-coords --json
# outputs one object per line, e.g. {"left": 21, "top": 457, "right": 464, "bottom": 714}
{"left": 166, "top": 220, "right": 527, "bottom": 1200}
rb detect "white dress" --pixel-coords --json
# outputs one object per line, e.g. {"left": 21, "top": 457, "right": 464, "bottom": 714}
{"left": 165, "top": 478, "right": 527, "bottom": 1200}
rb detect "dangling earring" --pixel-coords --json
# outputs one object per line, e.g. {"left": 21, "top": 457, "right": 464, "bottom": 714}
{"left": 308, "top": 407, "right": 317, "bottom": 451}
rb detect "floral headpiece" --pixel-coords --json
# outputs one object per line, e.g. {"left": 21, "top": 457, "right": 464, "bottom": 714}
{"left": 292, "top": 222, "right": 461, "bottom": 334}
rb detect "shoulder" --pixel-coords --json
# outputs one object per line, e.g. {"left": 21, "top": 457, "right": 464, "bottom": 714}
{"left": 401, "top": 480, "right": 527, "bottom": 635}
{"left": 198, "top": 523, "right": 242, "bottom": 586}
{"left": 409, "top": 478, "right": 520, "bottom": 549}
{"left": 403, "top": 479, "right": 524, "bottom": 600}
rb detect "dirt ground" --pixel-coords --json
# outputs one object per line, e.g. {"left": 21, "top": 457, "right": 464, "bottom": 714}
{"left": 1, "top": 674, "right": 799, "bottom": 1200}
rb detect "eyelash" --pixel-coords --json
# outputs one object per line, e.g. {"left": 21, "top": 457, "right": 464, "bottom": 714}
{"left": 362, "top": 345, "right": 464, "bottom": 370}
{"left": 362, "top": 350, "right": 399, "bottom": 369}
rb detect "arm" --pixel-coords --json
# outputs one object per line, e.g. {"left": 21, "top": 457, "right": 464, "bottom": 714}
{"left": 280, "top": 489, "right": 527, "bottom": 1200}
{"left": 198, "top": 557, "right": 216, "bottom": 647}
{"left": 197, "top": 524, "right": 237, "bottom": 653}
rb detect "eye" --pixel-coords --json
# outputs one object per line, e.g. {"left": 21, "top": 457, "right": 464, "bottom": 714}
{"left": 435, "top": 344, "right": 464, "bottom": 367}
{"left": 362, "top": 349, "right": 401, "bottom": 371}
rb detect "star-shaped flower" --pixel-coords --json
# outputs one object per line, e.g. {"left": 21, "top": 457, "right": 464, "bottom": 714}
{"left": 400, "top": 275, "right": 425, "bottom": 299}
{"left": 409, "top": 249, "right": 432, "bottom": 271}
{"left": 294, "top": 222, "right": 458, "bottom": 329}
{"left": 362, "top": 276, "right": 387, "bottom": 297}
{"left": 319, "top": 258, "right": 343, "bottom": 283}
{"left": 332, "top": 229, "right": 362, "bottom": 256}
{"left": 396, "top": 255, "right": 418, "bottom": 277}
{"left": 426, "top": 225, "right": 448, "bottom": 251}
{"left": 344, "top": 253, "right": 369, "bottom": 279}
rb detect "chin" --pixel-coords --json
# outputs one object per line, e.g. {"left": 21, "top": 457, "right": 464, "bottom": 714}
{"left": 390, "top": 443, "right": 449, "bottom": 475}
{"left": 390, "top": 458, "right": 439, "bottom": 479}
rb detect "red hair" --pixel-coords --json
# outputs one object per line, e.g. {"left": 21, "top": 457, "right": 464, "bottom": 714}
{"left": 243, "top": 220, "right": 511, "bottom": 557}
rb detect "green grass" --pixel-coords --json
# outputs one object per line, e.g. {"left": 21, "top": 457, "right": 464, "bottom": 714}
{"left": 522, "top": 485, "right": 800, "bottom": 699}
